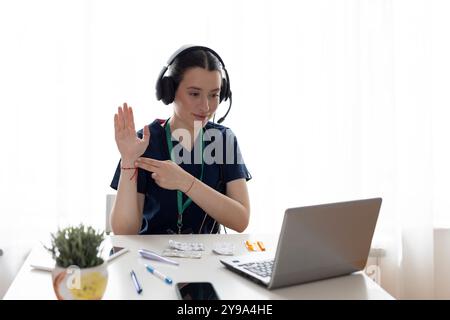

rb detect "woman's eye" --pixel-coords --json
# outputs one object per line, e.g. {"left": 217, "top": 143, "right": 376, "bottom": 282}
{"left": 189, "top": 92, "right": 199, "bottom": 97}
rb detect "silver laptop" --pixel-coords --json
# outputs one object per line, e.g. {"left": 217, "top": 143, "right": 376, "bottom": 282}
{"left": 220, "top": 198, "right": 382, "bottom": 289}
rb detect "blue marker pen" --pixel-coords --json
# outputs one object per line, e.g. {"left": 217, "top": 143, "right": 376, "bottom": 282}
{"left": 130, "top": 270, "right": 143, "bottom": 294}
{"left": 145, "top": 264, "right": 173, "bottom": 285}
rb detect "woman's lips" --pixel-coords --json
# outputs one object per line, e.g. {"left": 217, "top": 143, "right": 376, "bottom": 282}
{"left": 193, "top": 114, "right": 208, "bottom": 121}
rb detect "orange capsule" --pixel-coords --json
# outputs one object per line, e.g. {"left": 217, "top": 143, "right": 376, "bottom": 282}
{"left": 257, "top": 241, "right": 266, "bottom": 251}
{"left": 245, "top": 240, "right": 254, "bottom": 251}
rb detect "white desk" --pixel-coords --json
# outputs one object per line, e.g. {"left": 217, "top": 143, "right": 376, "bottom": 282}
{"left": 4, "top": 234, "right": 393, "bottom": 300}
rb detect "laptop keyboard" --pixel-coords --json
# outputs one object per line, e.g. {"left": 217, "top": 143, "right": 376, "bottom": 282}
{"left": 240, "top": 259, "right": 274, "bottom": 278}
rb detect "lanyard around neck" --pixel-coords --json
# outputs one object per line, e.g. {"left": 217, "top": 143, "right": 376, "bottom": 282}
{"left": 164, "top": 118, "right": 205, "bottom": 234}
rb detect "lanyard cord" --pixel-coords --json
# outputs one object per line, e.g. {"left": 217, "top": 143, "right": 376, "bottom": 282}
{"left": 164, "top": 118, "right": 204, "bottom": 234}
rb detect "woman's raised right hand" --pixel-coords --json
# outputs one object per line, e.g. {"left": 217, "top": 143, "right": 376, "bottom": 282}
{"left": 114, "top": 102, "right": 150, "bottom": 166}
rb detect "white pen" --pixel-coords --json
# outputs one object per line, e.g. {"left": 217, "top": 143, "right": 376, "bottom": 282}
{"left": 138, "top": 249, "right": 179, "bottom": 266}
{"left": 107, "top": 247, "right": 129, "bottom": 262}
{"left": 145, "top": 264, "right": 173, "bottom": 285}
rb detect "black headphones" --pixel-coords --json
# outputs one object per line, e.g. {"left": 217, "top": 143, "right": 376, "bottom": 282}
{"left": 155, "top": 45, "right": 232, "bottom": 124}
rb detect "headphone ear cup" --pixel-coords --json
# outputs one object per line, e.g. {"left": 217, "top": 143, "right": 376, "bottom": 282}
{"left": 155, "top": 77, "right": 163, "bottom": 101}
{"left": 160, "top": 76, "right": 176, "bottom": 105}
{"left": 220, "top": 77, "right": 228, "bottom": 103}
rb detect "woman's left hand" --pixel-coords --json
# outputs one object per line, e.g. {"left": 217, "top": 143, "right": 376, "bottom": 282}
{"left": 135, "top": 157, "right": 193, "bottom": 192}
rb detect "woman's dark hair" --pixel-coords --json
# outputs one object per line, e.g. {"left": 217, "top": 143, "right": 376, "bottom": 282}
{"left": 169, "top": 49, "right": 223, "bottom": 93}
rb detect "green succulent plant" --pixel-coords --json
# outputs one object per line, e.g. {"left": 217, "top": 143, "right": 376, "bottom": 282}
{"left": 45, "top": 224, "right": 105, "bottom": 269}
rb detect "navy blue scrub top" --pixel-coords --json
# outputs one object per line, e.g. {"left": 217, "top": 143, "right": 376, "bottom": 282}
{"left": 110, "top": 119, "right": 252, "bottom": 234}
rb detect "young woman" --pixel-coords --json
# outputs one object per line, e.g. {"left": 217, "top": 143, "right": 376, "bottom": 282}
{"left": 110, "top": 45, "right": 251, "bottom": 235}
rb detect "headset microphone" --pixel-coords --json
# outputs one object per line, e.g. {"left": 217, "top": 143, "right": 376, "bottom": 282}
{"left": 217, "top": 93, "right": 232, "bottom": 124}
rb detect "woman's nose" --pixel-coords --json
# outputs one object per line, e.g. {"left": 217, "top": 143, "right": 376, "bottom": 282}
{"left": 199, "top": 95, "right": 210, "bottom": 112}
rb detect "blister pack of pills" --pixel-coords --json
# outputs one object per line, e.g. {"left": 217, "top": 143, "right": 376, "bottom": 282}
{"left": 212, "top": 242, "right": 235, "bottom": 256}
{"left": 161, "top": 249, "right": 202, "bottom": 259}
{"left": 169, "top": 239, "right": 205, "bottom": 251}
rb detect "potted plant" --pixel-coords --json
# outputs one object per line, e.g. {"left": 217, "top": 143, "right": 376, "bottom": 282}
{"left": 45, "top": 224, "right": 108, "bottom": 300}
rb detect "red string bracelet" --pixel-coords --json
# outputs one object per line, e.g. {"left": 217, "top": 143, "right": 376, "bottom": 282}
{"left": 184, "top": 177, "right": 196, "bottom": 194}
{"left": 121, "top": 166, "right": 138, "bottom": 182}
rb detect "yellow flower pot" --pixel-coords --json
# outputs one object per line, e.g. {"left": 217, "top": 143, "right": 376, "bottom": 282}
{"left": 52, "top": 262, "right": 108, "bottom": 300}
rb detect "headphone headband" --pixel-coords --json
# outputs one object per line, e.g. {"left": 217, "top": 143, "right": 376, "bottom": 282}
{"left": 165, "top": 45, "right": 227, "bottom": 69}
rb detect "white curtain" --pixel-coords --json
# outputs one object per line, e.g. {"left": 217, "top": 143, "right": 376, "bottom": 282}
{"left": 1, "top": 0, "right": 449, "bottom": 299}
